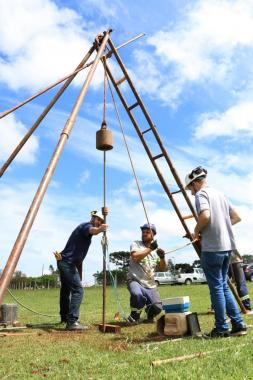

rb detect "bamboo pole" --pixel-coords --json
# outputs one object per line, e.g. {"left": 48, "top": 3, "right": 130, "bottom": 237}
{"left": 151, "top": 344, "right": 247, "bottom": 367}
{"left": 0, "top": 30, "right": 111, "bottom": 305}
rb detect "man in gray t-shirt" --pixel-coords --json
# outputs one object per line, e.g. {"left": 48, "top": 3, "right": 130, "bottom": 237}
{"left": 185, "top": 166, "right": 246, "bottom": 338}
{"left": 126, "top": 223, "right": 166, "bottom": 324}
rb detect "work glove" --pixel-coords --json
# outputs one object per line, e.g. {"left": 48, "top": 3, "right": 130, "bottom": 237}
{"left": 156, "top": 248, "right": 165, "bottom": 259}
{"left": 150, "top": 240, "right": 158, "bottom": 251}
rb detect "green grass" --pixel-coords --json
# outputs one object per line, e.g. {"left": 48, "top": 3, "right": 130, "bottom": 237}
{"left": 1, "top": 283, "right": 253, "bottom": 379}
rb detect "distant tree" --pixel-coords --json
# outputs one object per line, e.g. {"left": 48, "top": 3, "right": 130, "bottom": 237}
{"left": 93, "top": 269, "right": 126, "bottom": 285}
{"left": 167, "top": 259, "right": 174, "bottom": 272}
{"left": 13, "top": 270, "right": 26, "bottom": 278}
{"left": 49, "top": 264, "right": 54, "bottom": 274}
{"left": 175, "top": 263, "right": 193, "bottom": 273}
{"left": 48, "top": 264, "right": 59, "bottom": 275}
{"left": 109, "top": 251, "right": 130, "bottom": 269}
{"left": 242, "top": 255, "right": 253, "bottom": 263}
{"left": 192, "top": 259, "right": 201, "bottom": 267}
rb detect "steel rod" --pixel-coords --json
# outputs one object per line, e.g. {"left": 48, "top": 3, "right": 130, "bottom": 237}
{"left": 0, "top": 30, "right": 111, "bottom": 305}
{"left": 102, "top": 151, "right": 107, "bottom": 333}
{"left": 0, "top": 46, "right": 96, "bottom": 178}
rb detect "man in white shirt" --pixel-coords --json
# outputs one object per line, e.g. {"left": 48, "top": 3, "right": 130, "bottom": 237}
{"left": 127, "top": 223, "right": 166, "bottom": 324}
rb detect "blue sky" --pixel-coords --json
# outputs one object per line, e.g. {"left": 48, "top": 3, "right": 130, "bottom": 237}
{"left": 1, "top": 0, "right": 253, "bottom": 285}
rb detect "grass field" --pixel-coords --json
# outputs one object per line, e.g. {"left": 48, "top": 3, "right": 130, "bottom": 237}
{"left": 1, "top": 283, "right": 253, "bottom": 380}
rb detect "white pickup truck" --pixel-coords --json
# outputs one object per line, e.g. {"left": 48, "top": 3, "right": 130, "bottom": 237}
{"left": 176, "top": 268, "right": 206, "bottom": 285}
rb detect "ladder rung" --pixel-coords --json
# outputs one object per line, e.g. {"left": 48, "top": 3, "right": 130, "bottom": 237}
{"left": 128, "top": 101, "right": 139, "bottom": 111}
{"left": 171, "top": 189, "right": 182, "bottom": 195}
{"left": 152, "top": 153, "right": 164, "bottom": 161}
{"left": 142, "top": 127, "right": 152, "bottom": 134}
{"left": 115, "top": 76, "right": 126, "bottom": 86}
{"left": 182, "top": 214, "right": 194, "bottom": 220}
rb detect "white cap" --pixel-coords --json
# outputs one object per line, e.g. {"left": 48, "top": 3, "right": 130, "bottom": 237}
{"left": 90, "top": 210, "right": 104, "bottom": 221}
{"left": 185, "top": 166, "right": 207, "bottom": 190}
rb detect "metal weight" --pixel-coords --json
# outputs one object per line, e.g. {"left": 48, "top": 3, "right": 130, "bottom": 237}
{"left": 96, "top": 129, "right": 113, "bottom": 151}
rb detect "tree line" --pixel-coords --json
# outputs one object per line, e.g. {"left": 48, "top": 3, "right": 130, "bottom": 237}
{"left": 7, "top": 265, "right": 59, "bottom": 290}
{"left": 3, "top": 252, "right": 252, "bottom": 288}
{"left": 93, "top": 251, "right": 253, "bottom": 285}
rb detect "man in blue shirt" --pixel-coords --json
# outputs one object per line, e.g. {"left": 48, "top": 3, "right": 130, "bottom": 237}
{"left": 55, "top": 210, "right": 107, "bottom": 330}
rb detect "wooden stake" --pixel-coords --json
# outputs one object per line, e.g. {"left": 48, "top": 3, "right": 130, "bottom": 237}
{"left": 151, "top": 343, "right": 248, "bottom": 367}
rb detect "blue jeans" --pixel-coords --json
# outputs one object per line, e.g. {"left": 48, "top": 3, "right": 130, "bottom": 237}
{"left": 229, "top": 262, "right": 251, "bottom": 310}
{"left": 201, "top": 251, "right": 243, "bottom": 331}
{"left": 57, "top": 260, "right": 84, "bottom": 324}
{"left": 127, "top": 281, "right": 163, "bottom": 319}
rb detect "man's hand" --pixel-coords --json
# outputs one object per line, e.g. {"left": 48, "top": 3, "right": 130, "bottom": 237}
{"left": 156, "top": 248, "right": 165, "bottom": 259}
{"left": 192, "top": 229, "right": 200, "bottom": 241}
{"left": 150, "top": 240, "right": 158, "bottom": 251}
{"left": 53, "top": 251, "right": 62, "bottom": 261}
{"left": 99, "top": 224, "right": 108, "bottom": 233}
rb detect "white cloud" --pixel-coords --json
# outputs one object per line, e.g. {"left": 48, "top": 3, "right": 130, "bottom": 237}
{"left": 132, "top": 0, "right": 253, "bottom": 105}
{"left": 0, "top": 0, "right": 105, "bottom": 92}
{"left": 0, "top": 114, "right": 39, "bottom": 164}
{"left": 84, "top": 0, "right": 126, "bottom": 18}
{"left": 79, "top": 169, "right": 90, "bottom": 185}
{"left": 194, "top": 101, "right": 253, "bottom": 140}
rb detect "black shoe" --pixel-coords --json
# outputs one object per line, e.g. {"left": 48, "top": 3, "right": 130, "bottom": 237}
{"left": 230, "top": 324, "right": 247, "bottom": 336}
{"left": 142, "top": 318, "right": 154, "bottom": 324}
{"left": 125, "top": 315, "right": 140, "bottom": 325}
{"left": 66, "top": 321, "right": 89, "bottom": 331}
{"left": 203, "top": 328, "right": 230, "bottom": 339}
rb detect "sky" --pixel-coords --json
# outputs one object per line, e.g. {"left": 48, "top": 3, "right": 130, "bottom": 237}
{"left": 1, "top": 0, "right": 253, "bottom": 285}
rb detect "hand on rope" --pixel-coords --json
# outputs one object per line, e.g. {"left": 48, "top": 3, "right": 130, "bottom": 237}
{"left": 163, "top": 238, "right": 199, "bottom": 256}
{"left": 156, "top": 248, "right": 165, "bottom": 259}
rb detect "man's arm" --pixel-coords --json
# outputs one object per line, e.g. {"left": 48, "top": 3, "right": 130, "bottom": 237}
{"left": 131, "top": 247, "right": 153, "bottom": 263}
{"left": 89, "top": 224, "right": 108, "bottom": 235}
{"left": 156, "top": 257, "right": 166, "bottom": 271}
{"left": 193, "top": 210, "right": 210, "bottom": 239}
{"left": 230, "top": 208, "right": 241, "bottom": 225}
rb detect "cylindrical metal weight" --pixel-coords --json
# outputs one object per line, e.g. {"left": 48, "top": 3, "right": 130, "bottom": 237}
{"left": 96, "top": 129, "right": 113, "bottom": 151}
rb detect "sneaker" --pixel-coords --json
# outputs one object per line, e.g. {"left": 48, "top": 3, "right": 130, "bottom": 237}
{"left": 142, "top": 318, "right": 154, "bottom": 324}
{"left": 125, "top": 315, "right": 140, "bottom": 325}
{"left": 245, "top": 310, "right": 253, "bottom": 315}
{"left": 66, "top": 321, "right": 89, "bottom": 331}
{"left": 230, "top": 324, "right": 247, "bottom": 336}
{"left": 203, "top": 328, "right": 230, "bottom": 339}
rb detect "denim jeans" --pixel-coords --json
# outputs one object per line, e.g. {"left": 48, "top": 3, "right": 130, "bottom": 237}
{"left": 57, "top": 260, "right": 84, "bottom": 324}
{"left": 229, "top": 262, "right": 251, "bottom": 310}
{"left": 201, "top": 251, "right": 243, "bottom": 331}
{"left": 127, "top": 281, "right": 163, "bottom": 319}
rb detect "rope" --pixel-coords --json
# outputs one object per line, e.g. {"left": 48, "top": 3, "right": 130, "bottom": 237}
{"left": 7, "top": 288, "right": 58, "bottom": 318}
{"left": 105, "top": 69, "right": 150, "bottom": 226}
{"left": 164, "top": 239, "right": 198, "bottom": 256}
{"left": 101, "top": 238, "right": 128, "bottom": 320}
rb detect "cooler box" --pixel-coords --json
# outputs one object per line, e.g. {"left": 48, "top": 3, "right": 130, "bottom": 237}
{"left": 162, "top": 296, "right": 190, "bottom": 313}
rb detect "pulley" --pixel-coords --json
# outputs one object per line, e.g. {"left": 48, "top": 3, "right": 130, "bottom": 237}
{"left": 96, "top": 121, "right": 113, "bottom": 151}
